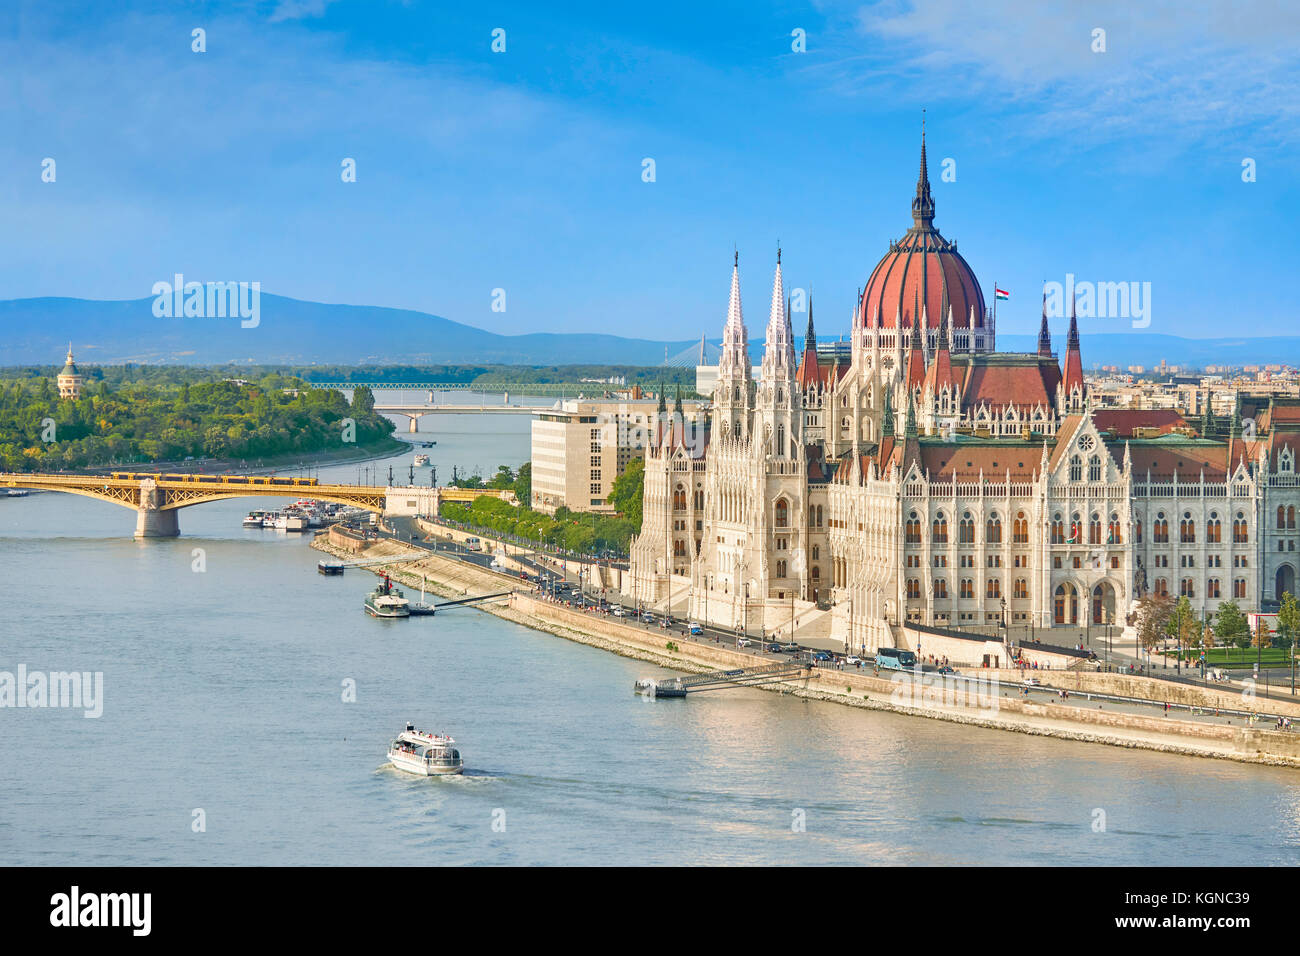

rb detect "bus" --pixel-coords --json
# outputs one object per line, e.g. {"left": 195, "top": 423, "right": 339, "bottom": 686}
{"left": 464, "top": 536, "right": 482, "bottom": 551}
{"left": 875, "top": 647, "right": 917, "bottom": 671}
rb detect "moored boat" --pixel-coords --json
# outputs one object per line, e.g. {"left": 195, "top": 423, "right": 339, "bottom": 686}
{"left": 318, "top": 560, "right": 345, "bottom": 575}
{"left": 388, "top": 723, "right": 463, "bottom": 776}
{"left": 413, "top": 454, "right": 430, "bottom": 467}
{"left": 364, "top": 574, "right": 410, "bottom": 618}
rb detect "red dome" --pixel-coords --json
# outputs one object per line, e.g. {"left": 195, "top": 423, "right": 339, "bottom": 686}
{"left": 858, "top": 136, "right": 986, "bottom": 330}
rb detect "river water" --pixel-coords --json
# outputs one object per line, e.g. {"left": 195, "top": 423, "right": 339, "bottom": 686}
{"left": 3, "top": 405, "right": 1300, "bottom": 865}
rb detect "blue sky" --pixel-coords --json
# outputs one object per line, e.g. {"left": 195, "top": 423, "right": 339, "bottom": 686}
{"left": 3, "top": 0, "right": 1298, "bottom": 343}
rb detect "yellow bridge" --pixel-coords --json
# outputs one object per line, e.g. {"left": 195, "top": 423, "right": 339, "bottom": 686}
{"left": 0, "top": 471, "right": 513, "bottom": 537}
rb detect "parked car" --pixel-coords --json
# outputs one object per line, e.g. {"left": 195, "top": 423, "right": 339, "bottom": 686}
{"left": 612, "top": 607, "right": 625, "bottom": 617}
{"left": 811, "top": 652, "right": 832, "bottom": 662}
{"left": 845, "top": 655, "right": 863, "bottom": 665}
{"left": 688, "top": 622, "right": 703, "bottom": 636}
{"left": 765, "top": 643, "right": 782, "bottom": 653}
{"left": 737, "top": 638, "right": 752, "bottom": 648}
{"left": 641, "top": 612, "right": 655, "bottom": 623}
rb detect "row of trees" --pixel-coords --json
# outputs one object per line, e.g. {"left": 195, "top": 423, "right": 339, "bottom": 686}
{"left": 0, "top": 376, "right": 395, "bottom": 472}
{"left": 1133, "top": 592, "right": 1300, "bottom": 656}
{"left": 440, "top": 496, "right": 638, "bottom": 553}
{"left": 439, "top": 457, "right": 644, "bottom": 552}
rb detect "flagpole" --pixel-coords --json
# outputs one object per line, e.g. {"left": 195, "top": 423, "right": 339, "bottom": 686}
{"left": 992, "top": 279, "right": 997, "bottom": 327}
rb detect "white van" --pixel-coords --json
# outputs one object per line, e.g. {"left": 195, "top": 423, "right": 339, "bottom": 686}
{"left": 465, "top": 536, "right": 482, "bottom": 551}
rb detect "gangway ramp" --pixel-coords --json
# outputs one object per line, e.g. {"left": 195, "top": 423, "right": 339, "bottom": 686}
{"left": 634, "top": 660, "right": 811, "bottom": 698}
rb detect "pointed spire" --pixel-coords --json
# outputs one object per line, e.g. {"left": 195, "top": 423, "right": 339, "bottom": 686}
{"left": 805, "top": 293, "right": 816, "bottom": 347}
{"left": 657, "top": 383, "right": 667, "bottom": 414}
{"left": 1062, "top": 293, "right": 1084, "bottom": 398}
{"left": 911, "top": 109, "right": 935, "bottom": 230}
{"left": 718, "top": 250, "right": 750, "bottom": 385}
{"left": 673, "top": 383, "right": 683, "bottom": 417}
{"left": 904, "top": 391, "right": 918, "bottom": 439}
{"left": 760, "top": 250, "right": 796, "bottom": 390}
{"left": 1037, "top": 289, "right": 1053, "bottom": 356}
{"left": 881, "top": 387, "right": 894, "bottom": 438}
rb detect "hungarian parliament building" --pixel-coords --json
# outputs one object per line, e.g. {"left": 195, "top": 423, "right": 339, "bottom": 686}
{"left": 627, "top": 136, "right": 1300, "bottom": 651}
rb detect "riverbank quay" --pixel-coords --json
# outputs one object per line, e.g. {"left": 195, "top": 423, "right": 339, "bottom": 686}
{"left": 310, "top": 533, "right": 1300, "bottom": 768}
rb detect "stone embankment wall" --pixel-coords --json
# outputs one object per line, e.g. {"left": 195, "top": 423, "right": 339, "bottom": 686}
{"left": 313, "top": 535, "right": 1300, "bottom": 768}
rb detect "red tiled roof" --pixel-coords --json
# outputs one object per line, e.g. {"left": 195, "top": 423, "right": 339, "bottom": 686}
{"left": 1091, "top": 408, "right": 1187, "bottom": 437}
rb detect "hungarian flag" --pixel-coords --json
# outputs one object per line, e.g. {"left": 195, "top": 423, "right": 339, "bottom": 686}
{"left": 995, "top": 287, "right": 1010, "bottom": 300}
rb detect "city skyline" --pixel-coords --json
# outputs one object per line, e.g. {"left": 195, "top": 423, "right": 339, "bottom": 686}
{"left": 3, "top": 0, "right": 1298, "bottom": 344}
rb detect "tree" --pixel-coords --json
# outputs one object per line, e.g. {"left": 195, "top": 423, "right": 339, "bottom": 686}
{"left": 1277, "top": 592, "right": 1299, "bottom": 651}
{"left": 1134, "top": 594, "right": 1174, "bottom": 656}
{"left": 513, "top": 461, "right": 532, "bottom": 509}
{"left": 607, "top": 457, "right": 644, "bottom": 529}
{"left": 1213, "top": 599, "right": 1251, "bottom": 655}
{"left": 350, "top": 385, "right": 375, "bottom": 415}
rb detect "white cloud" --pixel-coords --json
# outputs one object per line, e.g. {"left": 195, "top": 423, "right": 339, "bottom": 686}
{"left": 809, "top": 0, "right": 1300, "bottom": 147}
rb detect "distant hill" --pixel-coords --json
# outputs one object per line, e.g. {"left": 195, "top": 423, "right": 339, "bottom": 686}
{"left": 1, "top": 295, "right": 1296, "bottom": 370}
{"left": 0, "top": 295, "right": 704, "bottom": 367}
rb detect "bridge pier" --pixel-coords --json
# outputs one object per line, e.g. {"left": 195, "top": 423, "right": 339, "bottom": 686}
{"left": 408, "top": 415, "right": 422, "bottom": 433}
{"left": 135, "top": 506, "right": 179, "bottom": 538}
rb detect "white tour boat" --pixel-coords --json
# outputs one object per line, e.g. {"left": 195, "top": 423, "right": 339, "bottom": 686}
{"left": 388, "top": 723, "right": 464, "bottom": 775}
{"left": 413, "top": 454, "right": 430, "bottom": 467}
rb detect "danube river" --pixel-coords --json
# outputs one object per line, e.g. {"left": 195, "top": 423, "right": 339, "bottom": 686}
{"left": 4, "top": 409, "right": 1300, "bottom": 865}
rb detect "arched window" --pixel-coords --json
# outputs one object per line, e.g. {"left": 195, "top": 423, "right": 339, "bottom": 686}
{"left": 905, "top": 512, "right": 922, "bottom": 544}
{"left": 1069, "top": 456, "right": 1082, "bottom": 482}
{"left": 775, "top": 499, "right": 788, "bottom": 528}
{"left": 1233, "top": 512, "right": 1248, "bottom": 543}
{"left": 1070, "top": 512, "right": 1082, "bottom": 544}
{"left": 1180, "top": 513, "right": 1195, "bottom": 543}
{"left": 1051, "top": 513, "right": 1065, "bottom": 545}
{"left": 1278, "top": 505, "right": 1286, "bottom": 530}
{"left": 1180, "top": 577, "right": 1195, "bottom": 598}
{"left": 960, "top": 578, "right": 974, "bottom": 599}
{"left": 907, "top": 578, "right": 920, "bottom": 599}
{"left": 959, "top": 513, "right": 975, "bottom": 544}
{"left": 776, "top": 559, "right": 787, "bottom": 578}
{"left": 1134, "top": 518, "right": 1142, "bottom": 543}
{"left": 1013, "top": 512, "right": 1029, "bottom": 544}
{"left": 1088, "top": 455, "right": 1102, "bottom": 482}
{"left": 933, "top": 577, "right": 948, "bottom": 599}
{"left": 933, "top": 513, "right": 948, "bottom": 544}
{"left": 1207, "top": 514, "right": 1221, "bottom": 543}
{"left": 987, "top": 514, "right": 1002, "bottom": 544}
{"left": 1108, "top": 513, "right": 1122, "bottom": 544}
{"left": 1154, "top": 513, "right": 1168, "bottom": 543}
{"left": 1089, "top": 513, "right": 1102, "bottom": 545}
{"left": 987, "top": 578, "right": 1001, "bottom": 599}
{"left": 1290, "top": 506, "right": 1297, "bottom": 530}
{"left": 1014, "top": 578, "right": 1028, "bottom": 599}
{"left": 673, "top": 484, "right": 686, "bottom": 510}
{"left": 1207, "top": 578, "right": 1221, "bottom": 598}
{"left": 1154, "top": 577, "right": 1169, "bottom": 598}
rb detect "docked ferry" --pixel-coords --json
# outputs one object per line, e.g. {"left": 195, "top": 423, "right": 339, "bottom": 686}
{"left": 388, "top": 723, "right": 464, "bottom": 776}
{"left": 364, "top": 574, "right": 410, "bottom": 618}
{"left": 243, "top": 510, "right": 270, "bottom": 528}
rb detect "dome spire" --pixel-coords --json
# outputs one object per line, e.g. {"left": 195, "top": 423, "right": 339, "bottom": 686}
{"left": 911, "top": 109, "right": 935, "bottom": 229}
